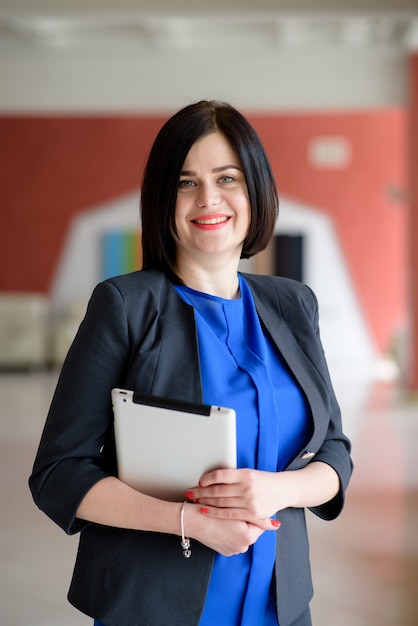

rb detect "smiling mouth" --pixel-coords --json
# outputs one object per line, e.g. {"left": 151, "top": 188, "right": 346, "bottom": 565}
{"left": 193, "top": 216, "right": 230, "bottom": 225}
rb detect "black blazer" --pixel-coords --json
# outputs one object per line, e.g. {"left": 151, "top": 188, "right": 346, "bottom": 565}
{"left": 29, "top": 270, "right": 353, "bottom": 626}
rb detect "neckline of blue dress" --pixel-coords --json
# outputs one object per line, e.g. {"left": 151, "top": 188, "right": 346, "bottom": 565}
{"left": 174, "top": 277, "right": 243, "bottom": 303}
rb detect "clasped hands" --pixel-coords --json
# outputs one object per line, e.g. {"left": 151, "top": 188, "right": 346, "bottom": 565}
{"left": 184, "top": 468, "right": 283, "bottom": 556}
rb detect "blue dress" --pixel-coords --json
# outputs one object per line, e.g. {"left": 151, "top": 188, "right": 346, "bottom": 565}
{"left": 94, "top": 274, "right": 312, "bottom": 626}
{"left": 174, "top": 274, "right": 312, "bottom": 626}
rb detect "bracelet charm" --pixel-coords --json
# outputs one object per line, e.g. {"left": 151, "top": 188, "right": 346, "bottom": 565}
{"left": 181, "top": 536, "right": 191, "bottom": 558}
{"left": 180, "top": 501, "right": 192, "bottom": 558}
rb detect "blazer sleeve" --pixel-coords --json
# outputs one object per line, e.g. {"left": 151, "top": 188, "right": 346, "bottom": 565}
{"left": 29, "top": 280, "right": 132, "bottom": 535}
{"left": 301, "top": 285, "right": 353, "bottom": 521}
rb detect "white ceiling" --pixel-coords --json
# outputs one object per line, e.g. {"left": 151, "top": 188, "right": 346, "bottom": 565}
{"left": 1, "top": 1, "right": 417, "bottom": 111}
{"left": 1, "top": 1, "right": 418, "bottom": 51}
{"left": 1, "top": 0, "right": 418, "bottom": 11}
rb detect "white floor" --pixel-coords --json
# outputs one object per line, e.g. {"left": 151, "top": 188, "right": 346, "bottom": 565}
{"left": 1, "top": 370, "right": 417, "bottom": 625}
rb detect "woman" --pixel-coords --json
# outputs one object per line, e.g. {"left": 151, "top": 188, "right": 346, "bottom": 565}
{"left": 29, "top": 100, "right": 353, "bottom": 626}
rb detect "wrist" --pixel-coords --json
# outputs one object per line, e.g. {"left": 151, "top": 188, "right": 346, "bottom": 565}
{"left": 271, "top": 470, "right": 299, "bottom": 510}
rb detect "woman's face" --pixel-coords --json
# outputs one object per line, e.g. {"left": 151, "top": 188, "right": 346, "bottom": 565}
{"left": 174, "top": 131, "right": 250, "bottom": 267}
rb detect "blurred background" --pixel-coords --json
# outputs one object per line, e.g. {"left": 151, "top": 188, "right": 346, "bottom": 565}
{"left": 0, "top": 0, "right": 417, "bottom": 625}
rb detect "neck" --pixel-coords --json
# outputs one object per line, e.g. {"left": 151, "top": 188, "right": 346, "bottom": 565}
{"left": 176, "top": 257, "right": 241, "bottom": 299}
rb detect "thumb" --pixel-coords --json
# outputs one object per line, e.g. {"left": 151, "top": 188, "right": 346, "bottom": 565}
{"left": 252, "top": 518, "right": 281, "bottom": 531}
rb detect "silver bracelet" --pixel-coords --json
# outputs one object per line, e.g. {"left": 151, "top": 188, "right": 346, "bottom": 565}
{"left": 180, "top": 501, "right": 191, "bottom": 558}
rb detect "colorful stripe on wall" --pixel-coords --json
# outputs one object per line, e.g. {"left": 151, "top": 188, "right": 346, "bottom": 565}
{"left": 101, "top": 230, "right": 142, "bottom": 279}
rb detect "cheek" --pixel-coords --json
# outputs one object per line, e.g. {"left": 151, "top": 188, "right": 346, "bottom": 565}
{"left": 173, "top": 208, "right": 191, "bottom": 245}
{"left": 174, "top": 196, "right": 189, "bottom": 221}
{"left": 242, "top": 198, "right": 251, "bottom": 225}
{"left": 172, "top": 200, "right": 184, "bottom": 238}
{"left": 173, "top": 202, "right": 183, "bottom": 230}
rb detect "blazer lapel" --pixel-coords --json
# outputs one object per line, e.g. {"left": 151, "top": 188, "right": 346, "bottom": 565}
{"left": 150, "top": 290, "right": 204, "bottom": 403}
{"left": 247, "top": 276, "right": 331, "bottom": 467}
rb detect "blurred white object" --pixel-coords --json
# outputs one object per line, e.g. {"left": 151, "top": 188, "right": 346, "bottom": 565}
{"left": 0, "top": 293, "right": 49, "bottom": 368}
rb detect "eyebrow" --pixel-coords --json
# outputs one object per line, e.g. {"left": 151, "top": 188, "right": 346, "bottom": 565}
{"left": 180, "top": 164, "right": 243, "bottom": 176}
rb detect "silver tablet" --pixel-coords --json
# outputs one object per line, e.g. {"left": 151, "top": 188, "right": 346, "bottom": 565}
{"left": 112, "top": 388, "right": 237, "bottom": 501}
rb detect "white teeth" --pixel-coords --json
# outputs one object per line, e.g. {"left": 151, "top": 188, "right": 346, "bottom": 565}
{"left": 195, "top": 216, "right": 228, "bottom": 225}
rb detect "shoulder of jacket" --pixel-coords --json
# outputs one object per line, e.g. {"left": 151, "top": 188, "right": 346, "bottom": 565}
{"left": 100, "top": 269, "right": 170, "bottom": 298}
{"left": 242, "top": 272, "right": 317, "bottom": 318}
{"left": 106, "top": 269, "right": 167, "bottom": 288}
{"left": 243, "top": 272, "right": 313, "bottom": 299}
{"left": 86, "top": 271, "right": 175, "bottom": 320}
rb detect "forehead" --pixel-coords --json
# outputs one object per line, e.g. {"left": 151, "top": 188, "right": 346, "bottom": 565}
{"left": 182, "top": 131, "right": 239, "bottom": 168}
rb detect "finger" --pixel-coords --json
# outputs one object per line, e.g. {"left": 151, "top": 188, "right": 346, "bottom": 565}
{"left": 199, "top": 468, "right": 242, "bottom": 487}
{"left": 199, "top": 482, "right": 242, "bottom": 499}
{"left": 199, "top": 505, "right": 244, "bottom": 520}
{"left": 197, "top": 495, "right": 243, "bottom": 509}
{"left": 199, "top": 506, "right": 281, "bottom": 530}
{"left": 253, "top": 518, "right": 281, "bottom": 531}
{"left": 185, "top": 482, "right": 242, "bottom": 502}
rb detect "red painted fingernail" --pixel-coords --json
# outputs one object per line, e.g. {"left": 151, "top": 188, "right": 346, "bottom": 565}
{"left": 185, "top": 490, "right": 194, "bottom": 500}
{"left": 271, "top": 520, "right": 281, "bottom": 528}
{"left": 200, "top": 507, "right": 209, "bottom": 514}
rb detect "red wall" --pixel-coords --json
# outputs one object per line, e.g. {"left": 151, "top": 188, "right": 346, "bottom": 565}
{"left": 0, "top": 116, "right": 166, "bottom": 292}
{"left": 254, "top": 110, "right": 407, "bottom": 356}
{"left": 0, "top": 110, "right": 407, "bottom": 354}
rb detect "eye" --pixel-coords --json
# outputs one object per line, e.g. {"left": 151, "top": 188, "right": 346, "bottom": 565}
{"left": 178, "top": 179, "right": 195, "bottom": 189}
{"left": 219, "top": 175, "right": 234, "bottom": 183}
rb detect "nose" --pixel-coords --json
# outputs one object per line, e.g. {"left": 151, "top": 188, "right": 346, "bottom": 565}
{"left": 196, "top": 182, "right": 221, "bottom": 208}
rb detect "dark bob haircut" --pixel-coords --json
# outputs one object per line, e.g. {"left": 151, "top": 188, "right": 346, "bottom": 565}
{"left": 140, "top": 100, "right": 278, "bottom": 282}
